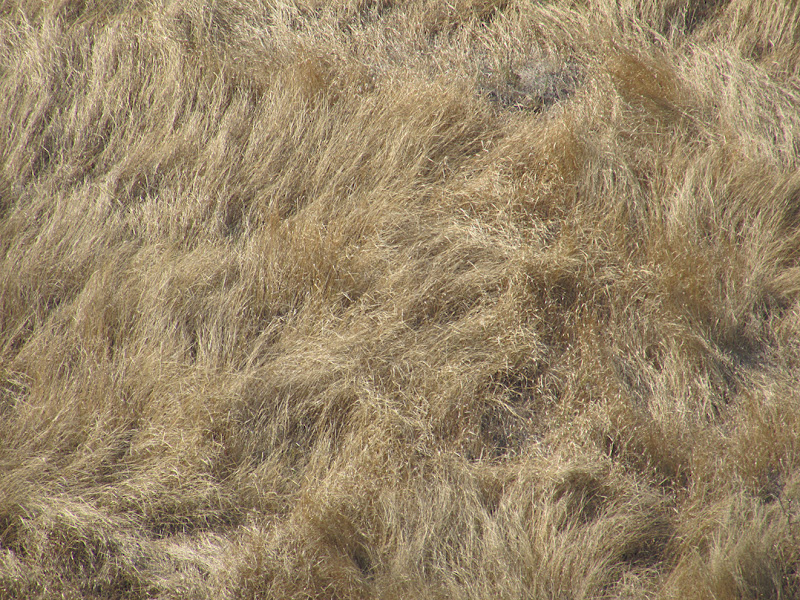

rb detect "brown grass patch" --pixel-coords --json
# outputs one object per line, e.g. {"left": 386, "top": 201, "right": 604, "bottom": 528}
{"left": 2, "top": 0, "right": 800, "bottom": 598}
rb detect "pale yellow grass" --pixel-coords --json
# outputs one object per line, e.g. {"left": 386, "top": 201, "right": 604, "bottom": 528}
{"left": 2, "top": 0, "right": 800, "bottom": 598}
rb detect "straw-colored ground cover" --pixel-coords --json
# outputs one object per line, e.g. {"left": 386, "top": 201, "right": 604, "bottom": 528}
{"left": 2, "top": 1, "right": 800, "bottom": 597}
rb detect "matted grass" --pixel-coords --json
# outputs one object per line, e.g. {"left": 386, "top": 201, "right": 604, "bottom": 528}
{"left": 2, "top": 1, "right": 800, "bottom": 598}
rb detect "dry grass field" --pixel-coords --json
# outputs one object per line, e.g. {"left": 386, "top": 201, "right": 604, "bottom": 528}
{"left": 2, "top": 0, "right": 800, "bottom": 597}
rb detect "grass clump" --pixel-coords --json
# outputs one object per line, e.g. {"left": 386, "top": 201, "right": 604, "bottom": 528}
{"left": 2, "top": 0, "right": 800, "bottom": 598}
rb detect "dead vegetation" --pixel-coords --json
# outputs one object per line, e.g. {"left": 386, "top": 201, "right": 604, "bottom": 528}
{"left": 2, "top": 0, "right": 800, "bottom": 598}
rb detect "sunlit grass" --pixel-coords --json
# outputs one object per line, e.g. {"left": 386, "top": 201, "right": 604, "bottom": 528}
{"left": 2, "top": 1, "right": 800, "bottom": 598}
